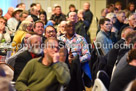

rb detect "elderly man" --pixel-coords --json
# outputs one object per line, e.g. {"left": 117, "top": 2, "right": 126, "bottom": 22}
{"left": 4, "top": 7, "right": 14, "bottom": 20}
{"left": 30, "top": 6, "right": 39, "bottom": 22}
{"left": 13, "top": 35, "right": 42, "bottom": 81}
{"left": 50, "top": 5, "right": 66, "bottom": 25}
{"left": 118, "top": 13, "right": 136, "bottom": 40}
{"left": 15, "top": 37, "right": 70, "bottom": 91}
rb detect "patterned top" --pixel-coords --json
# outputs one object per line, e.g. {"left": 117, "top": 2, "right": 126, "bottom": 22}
{"left": 58, "top": 34, "right": 91, "bottom": 62}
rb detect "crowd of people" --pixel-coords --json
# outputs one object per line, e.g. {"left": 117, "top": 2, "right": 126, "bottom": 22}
{"left": 0, "top": 1, "right": 136, "bottom": 91}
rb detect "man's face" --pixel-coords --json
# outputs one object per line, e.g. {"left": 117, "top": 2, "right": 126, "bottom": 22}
{"left": 33, "top": 8, "right": 39, "bottom": 16}
{"left": 45, "top": 26, "right": 56, "bottom": 38}
{"left": 117, "top": 13, "right": 126, "bottom": 23}
{"left": 101, "top": 21, "right": 112, "bottom": 32}
{"left": 69, "top": 12, "right": 77, "bottom": 22}
{"left": 83, "top": 3, "right": 90, "bottom": 11}
{"left": 8, "top": 8, "right": 14, "bottom": 15}
{"left": 15, "top": 11, "right": 22, "bottom": 20}
{"left": 55, "top": 7, "right": 61, "bottom": 15}
{"left": 66, "top": 22, "right": 75, "bottom": 36}
{"left": 30, "top": 36, "right": 42, "bottom": 54}
{"left": 33, "top": 22, "right": 44, "bottom": 35}
{"left": 21, "top": 4, "right": 26, "bottom": 10}
{"left": 129, "top": 14, "right": 136, "bottom": 27}
{"left": 20, "top": 13, "right": 28, "bottom": 21}
{"left": 44, "top": 39, "right": 59, "bottom": 58}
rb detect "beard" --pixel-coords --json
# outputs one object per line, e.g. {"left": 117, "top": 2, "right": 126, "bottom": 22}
{"left": 31, "top": 47, "right": 42, "bottom": 55}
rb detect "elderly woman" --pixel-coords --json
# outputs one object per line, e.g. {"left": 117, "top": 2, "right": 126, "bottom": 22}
{"left": 12, "top": 20, "right": 33, "bottom": 48}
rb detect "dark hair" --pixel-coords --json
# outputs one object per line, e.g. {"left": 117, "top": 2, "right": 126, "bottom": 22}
{"left": 55, "top": 5, "right": 61, "bottom": 9}
{"left": 127, "top": 49, "right": 136, "bottom": 63}
{"left": 33, "top": 20, "right": 44, "bottom": 28}
{"left": 45, "top": 25, "right": 57, "bottom": 33}
{"left": 69, "top": 4, "right": 75, "bottom": 9}
{"left": 106, "top": 4, "right": 114, "bottom": 8}
{"left": 127, "top": 2, "right": 135, "bottom": 11}
{"left": 0, "top": 16, "right": 7, "bottom": 25}
{"left": 40, "top": 10, "right": 47, "bottom": 24}
{"left": 30, "top": 3, "right": 36, "bottom": 8}
{"left": 99, "top": 18, "right": 110, "bottom": 25}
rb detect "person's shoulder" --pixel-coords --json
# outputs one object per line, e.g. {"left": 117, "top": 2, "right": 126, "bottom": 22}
{"left": 27, "top": 57, "right": 41, "bottom": 65}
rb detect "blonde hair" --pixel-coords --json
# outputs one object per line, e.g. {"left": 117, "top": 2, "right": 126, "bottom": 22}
{"left": 18, "top": 20, "right": 33, "bottom": 31}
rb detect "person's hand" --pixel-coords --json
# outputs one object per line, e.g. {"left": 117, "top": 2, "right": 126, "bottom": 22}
{"left": 68, "top": 54, "right": 74, "bottom": 64}
{"left": 53, "top": 52, "right": 59, "bottom": 63}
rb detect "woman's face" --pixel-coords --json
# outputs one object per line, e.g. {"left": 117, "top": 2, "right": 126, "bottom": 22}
{"left": 40, "top": 14, "right": 45, "bottom": 21}
{"left": 26, "top": 24, "right": 33, "bottom": 32}
{"left": 129, "top": 4, "right": 135, "bottom": 11}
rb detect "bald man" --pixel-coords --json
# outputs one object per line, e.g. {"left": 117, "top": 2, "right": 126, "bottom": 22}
{"left": 4, "top": 7, "right": 14, "bottom": 20}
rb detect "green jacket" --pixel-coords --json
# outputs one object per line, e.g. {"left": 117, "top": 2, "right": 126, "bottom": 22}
{"left": 15, "top": 57, "right": 70, "bottom": 91}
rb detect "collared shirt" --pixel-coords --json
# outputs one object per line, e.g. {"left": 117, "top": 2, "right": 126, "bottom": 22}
{"left": 96, "top": 30, "right": 113, "bottom": 55}
{"left": 58, "top": 34, "right": 91, "bottom": 63}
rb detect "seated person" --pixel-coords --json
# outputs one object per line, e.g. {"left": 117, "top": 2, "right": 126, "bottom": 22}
{"left": 15, "top": 38, "right": 70, "bottom": 91}
{"left": 109, "top": 49, "right": 136, "bottom": 91}
{"left": 0, "top": 16, "right": 11, "bottom": 43}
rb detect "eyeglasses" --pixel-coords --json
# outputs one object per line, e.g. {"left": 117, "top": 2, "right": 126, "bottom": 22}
{"left": 46, "top": 30, "right": 56, "bottom": 34}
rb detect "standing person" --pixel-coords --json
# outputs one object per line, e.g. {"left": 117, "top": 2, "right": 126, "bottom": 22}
{"left": 83, "top": 2, "right": 93, "bottom": 31}
{"left": 96, "top": 18, "right": 113, "bottom": 55}
{"left": 15, "top": 37, "right": 70, "bottom": 91}
{"left": 50, "top": 5, "right": 66, "bottom": 25}
{"left": 67, "top": 4, "right": 78, "bottom": 16}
